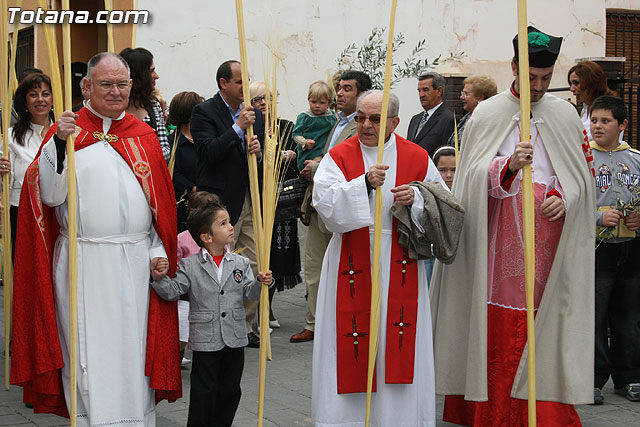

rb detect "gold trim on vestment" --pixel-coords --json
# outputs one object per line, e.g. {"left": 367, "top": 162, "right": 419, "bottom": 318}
{"left": 92, "top": 131, "right": 118, "bottom": 143}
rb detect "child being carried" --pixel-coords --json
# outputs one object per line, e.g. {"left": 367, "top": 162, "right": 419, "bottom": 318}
{"left": 292, "top": 80, "right": 337, "bottom": 172}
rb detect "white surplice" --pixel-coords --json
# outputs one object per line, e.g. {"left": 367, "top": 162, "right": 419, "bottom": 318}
{"left": 311, "top": 134, "right": 444, "bottom": 427}
{"left": 38, "top": 109, "right": 166, "bottom": 427}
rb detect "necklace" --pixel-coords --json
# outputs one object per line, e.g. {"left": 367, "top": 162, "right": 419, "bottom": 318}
{"left": 184, "top": 134, "right": 194, "bottom": 143}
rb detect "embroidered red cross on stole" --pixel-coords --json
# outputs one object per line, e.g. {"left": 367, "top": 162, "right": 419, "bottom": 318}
{"left": 330, "top": 134, "right": 428, "bottom": 394}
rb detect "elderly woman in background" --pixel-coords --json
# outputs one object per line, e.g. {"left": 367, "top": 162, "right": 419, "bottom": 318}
{"left": 250, "top": 81, "right": 301, "bottom": 329}
{"left": 568, "top": 61, "right": 618, "bottom": 139}
{"left": 120, "top": 47, "right": 170, "bottom": 162}
{"left": 448, "top": 74, "right": 497, "bottom": 147}
{"left": 5, "top": 72, "right": 53, "bottom": 254}
{"left": 168, "top": 91, "right": 205, "bottom": 232}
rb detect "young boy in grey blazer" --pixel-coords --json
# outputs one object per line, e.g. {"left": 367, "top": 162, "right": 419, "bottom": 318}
{"left": 151, "top": 199, "right": 272, "bottom": 427}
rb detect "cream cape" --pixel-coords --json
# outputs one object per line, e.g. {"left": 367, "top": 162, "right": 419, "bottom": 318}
{"left": 430, "top": 89, "right": 596, "bottom": 404}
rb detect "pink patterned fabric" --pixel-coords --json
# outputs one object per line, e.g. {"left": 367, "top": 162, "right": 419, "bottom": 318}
{"left": 487, "top": 156, "right": 565, "bottom": 310}
{"left": 443, "top": 154, "right": 577, "bottom": 426}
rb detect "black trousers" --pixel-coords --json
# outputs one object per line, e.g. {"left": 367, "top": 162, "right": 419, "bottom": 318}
{"left": 187, "top": 346, "right": 245, "bottom": 427}
{"left": 594, "top": 238, "right": 640, "bottom": 389}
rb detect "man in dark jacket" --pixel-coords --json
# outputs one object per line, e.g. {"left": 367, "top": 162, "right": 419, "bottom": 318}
{"left": 190, "top": 59, "right": 265, "bottom": 348}
{"left": 407, "top": 71, "right": 455, "bottom": 157}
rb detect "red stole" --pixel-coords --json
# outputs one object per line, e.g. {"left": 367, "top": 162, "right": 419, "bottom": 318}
{"left": 11, "top": 108, "right": 181, "bottom": 416}
{"left": 329, "top": 134, "right": 428, "bottom": 394}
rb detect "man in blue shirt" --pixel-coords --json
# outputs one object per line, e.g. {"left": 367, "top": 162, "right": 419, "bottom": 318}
{"left": 191, "top": 59, "right": 265, "bottom": 348}
{"left": 291, "top": 70, "right": 372, "bottom": 343}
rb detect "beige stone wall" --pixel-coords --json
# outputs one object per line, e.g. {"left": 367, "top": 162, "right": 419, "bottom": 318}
{"left": 3, "top": 1, "right": 638, "bottom": 136}
{"left": 137, "top": 0, "right": 637, "bottom": 137}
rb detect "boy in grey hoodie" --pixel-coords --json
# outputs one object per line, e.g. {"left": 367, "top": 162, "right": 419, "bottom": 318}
{"left": 590, "top": 95, "right": 640, "bottom": 404}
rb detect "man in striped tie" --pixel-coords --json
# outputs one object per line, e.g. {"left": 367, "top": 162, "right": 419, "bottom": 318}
{"left": 406, "top": 71, "right": 455, "bottom": 157}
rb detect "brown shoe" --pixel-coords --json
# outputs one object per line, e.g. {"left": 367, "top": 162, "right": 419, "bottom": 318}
{"left": 290, "top": 329, "right": 314, "bottom": 343}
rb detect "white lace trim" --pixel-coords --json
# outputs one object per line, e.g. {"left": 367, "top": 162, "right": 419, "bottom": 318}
{"left": 488, "top": 301, "right": 539, "bottom": 312}
{"left": 76, "top": 405, "right": 155, "bottom": 426}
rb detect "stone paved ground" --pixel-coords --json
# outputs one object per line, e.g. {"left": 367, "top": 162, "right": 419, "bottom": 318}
{"left": 1, "top": 222, "right": 639, "bottom": 426}
{"left": 3, "top": 283, "right": 640, "bottom": 426}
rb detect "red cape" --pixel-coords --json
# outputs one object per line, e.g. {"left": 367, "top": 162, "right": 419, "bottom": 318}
{"left": 10, "top": 108, "right": 181, "bottom": 417}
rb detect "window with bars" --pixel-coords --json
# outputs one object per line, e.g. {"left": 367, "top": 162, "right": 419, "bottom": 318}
{"left": 606, "top": 10, "right": 640, "bottom": 149}
{"left": 15, "top": 26, "right": 35, "bottom": 79}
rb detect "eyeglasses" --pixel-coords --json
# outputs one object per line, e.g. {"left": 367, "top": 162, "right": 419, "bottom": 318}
{"left": 460, "top": 91, "right": 472, "bottom": 98}
{"left": 96, "top": 80, "right": 131, "bottom": 91}
{"left": 251, "top": 95, "right": 268, "bottom": 104}
{"left": 354, "top": 114, "right": 396, "bottom": 124}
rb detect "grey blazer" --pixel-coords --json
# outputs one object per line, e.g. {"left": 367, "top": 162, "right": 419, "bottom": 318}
{"left": 151, "top": 250, "right": 262, "bottom": 351}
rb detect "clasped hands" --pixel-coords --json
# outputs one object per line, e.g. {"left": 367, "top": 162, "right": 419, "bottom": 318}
{"left": 366, "top": 164, "right": 414, "bottom": 206}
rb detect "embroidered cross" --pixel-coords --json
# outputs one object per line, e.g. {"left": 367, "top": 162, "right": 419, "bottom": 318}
{"left": 391, "top": 305, "right": 412, "bottom": 351}
{"left": 133, "top": 160, "right": 151, "bottom": 179}
{"left": 343, "top": 314, "right": 368, "bottom": 361}
{"left": 340, "top": 254, "right": 363, "bottom": 299}
{"left": 394, "top": 248, "right": 414, "bottom": 287}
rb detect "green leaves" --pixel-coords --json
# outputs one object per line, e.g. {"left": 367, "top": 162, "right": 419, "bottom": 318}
{"left": 335, "top": 27, "right": 463, "bottom": 89}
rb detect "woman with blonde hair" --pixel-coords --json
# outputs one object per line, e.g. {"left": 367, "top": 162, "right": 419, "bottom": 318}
{"left": 449, "top": 74, "right": 497, "bottom": 146}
